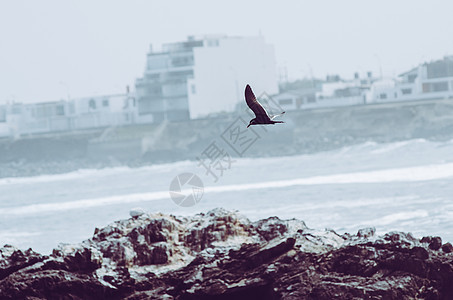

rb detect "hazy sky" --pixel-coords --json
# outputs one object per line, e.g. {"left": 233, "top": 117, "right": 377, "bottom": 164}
{"left": 1, "top": 0, "right": 453, "bottom": 104}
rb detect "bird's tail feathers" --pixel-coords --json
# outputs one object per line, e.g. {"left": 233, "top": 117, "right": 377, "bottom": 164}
{"left": 271, "top": 111, "right": 285, "bottom": 120}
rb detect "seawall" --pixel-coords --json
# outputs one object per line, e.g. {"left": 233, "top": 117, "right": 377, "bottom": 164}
{"left": 0, "top": 98, "right": 452, "bottom": 176}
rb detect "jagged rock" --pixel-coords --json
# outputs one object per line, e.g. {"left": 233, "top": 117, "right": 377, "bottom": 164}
{"left": 421, "top": 235, "right": 443, "bottom": 251}
{"left": 357, "top": 227, "right": 375, "bottom": 238}
{"left": 430, "top": 236, "right": 443, "bottom": 251}
{"left": 1, "top": 208, "right": 453, "bottom": 299}
{"left": 0, "top": 245, "right": 46, "bottom": 281}
{"left": 442, "top": 242, "right": 453, "bottom": 253}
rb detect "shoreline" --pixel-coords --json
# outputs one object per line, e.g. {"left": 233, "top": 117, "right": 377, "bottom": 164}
{"left": 1, "top": 97, "right": 453, "bottom": 179}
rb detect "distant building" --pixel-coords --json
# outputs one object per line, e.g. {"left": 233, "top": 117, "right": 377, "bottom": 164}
{"left": 272, "top": 88, "right": 318, "bottom": 111}
{"left": 71, "top": 94, "right": 136, "bottom": 129}
{"left": 135, "top": 35, "right": 278, "bottom": 121}
{"left": 369, "top": 79, "right": 399, "bottom": 102}
{"left": 371, "top": 56, "right": 453, "bottom": 102}
{"left": 2, "top": 54, "right": 451, "bottom": 139}
{"left": 273, "top": 72, "right": 376, "bottom": 111}
{"left": 277, "top": 57, "right": 453, "bottom": 111}
{"left": 18, "top": 100, "right": 72, "bottom": 135}
{"left": 0, "top": 93, "right": 136, "bottom": 138}
{"left": 311, "top": 73, "right": 374, "bottom": 109}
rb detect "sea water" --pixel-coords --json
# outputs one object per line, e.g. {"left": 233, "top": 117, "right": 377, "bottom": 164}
{"left": 1, "top": 138, "right": 453, "bottom": 254}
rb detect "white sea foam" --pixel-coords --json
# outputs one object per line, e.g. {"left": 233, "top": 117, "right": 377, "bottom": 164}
{"left": 0, "top": 160, "right": 193, "bottom": 186}
{"left": 1, "top": 138, "right": 450, "bottom": 188}
{"left": 239, "top": 195, "right": 419, "bottom": 218}
{"left": 370, "top": 139, "right": 426, "bottom": 154}
{"left": 204, "top": 162, "right": 453, "bottom": 193}
{"left": 2, "top": 162, "right": 453, "bottom": 216}
{"left": 368, "top": 210, "right": 429, "bottom": 226}
{"left": 0, "top": 191, "right": 169, "bottom": 215}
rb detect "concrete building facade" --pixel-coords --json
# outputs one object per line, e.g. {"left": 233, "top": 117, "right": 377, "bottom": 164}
{"left": 135, "top": 35, "right": 278, "bottom": 121}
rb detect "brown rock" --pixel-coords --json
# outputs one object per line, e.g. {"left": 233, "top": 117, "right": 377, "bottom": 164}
{"left": 1, "top": 208, "right": 453, "bottom": 300}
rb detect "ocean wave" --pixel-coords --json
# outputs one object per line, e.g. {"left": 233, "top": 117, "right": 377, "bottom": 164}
{"left": 368, "top": 210, "right": 429, "bottom": 226}
{"left": 0, "top": 160, "right": 193, "bottom": 186}
{"left": 204, "top": 162, "right": 453, "bottom": 193}
{"left": 1, "top": 138, "right": 451, "bottom": 187}
{"left": 370, "top": 139, "right": 427, "bottom": 154}
{"left": 3, "top": 161, "right": 453, "bottom": 215}
{"left": 0, "top": 191, "right": 169, "bottom": 215}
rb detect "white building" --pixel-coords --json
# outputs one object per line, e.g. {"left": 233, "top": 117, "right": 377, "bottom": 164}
{"left": 135, "top": 35, "right": 278, "bottom": 121}
{"left": 272, "top": 89, "right": 317, "bottom": 111}
{"left": 71, "top": 94, "right": 136, "bottom": 129}
{"left": 369, "top": 79, "right": 399, "bottom": 102}
{"left": 309, "top": 73, "right": 374, "bottom": 109}
{"left": 0, "top": 93, "right": 136, "bottom": 138}
{"left": 371, "top": 56, "right": 453, "bottom": 103}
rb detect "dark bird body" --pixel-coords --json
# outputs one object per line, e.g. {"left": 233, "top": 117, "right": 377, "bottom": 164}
{"left": 245, "top": 84, "right": 285, "bottom": 128}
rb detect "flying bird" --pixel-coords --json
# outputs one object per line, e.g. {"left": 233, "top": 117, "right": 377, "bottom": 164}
{"left": 245, "top": 84, "right": 285, "bottom": 128}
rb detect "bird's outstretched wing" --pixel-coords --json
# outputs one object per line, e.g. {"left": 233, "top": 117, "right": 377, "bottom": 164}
{"left": 245, "top": 85, "right": 271, "bottom": 122}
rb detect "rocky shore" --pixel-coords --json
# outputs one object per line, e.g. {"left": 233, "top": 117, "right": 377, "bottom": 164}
{"left": 1, "top": 208, "right": 453, "bottom": 299}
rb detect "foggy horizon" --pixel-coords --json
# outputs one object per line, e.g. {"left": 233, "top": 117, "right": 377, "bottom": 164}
{"left": 1, "top": 0, "right": 453, "bottom": 104}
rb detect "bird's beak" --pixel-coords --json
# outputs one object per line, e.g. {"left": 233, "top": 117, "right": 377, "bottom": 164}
{"left": 247, "top": 124, "right": 250, "bottom": 128}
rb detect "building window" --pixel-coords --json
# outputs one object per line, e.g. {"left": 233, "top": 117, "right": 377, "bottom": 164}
{"left": 432, "top": 81, "right": 449, "bottom": 92}
{"left": 12, "top": 106, "right": 22, "bottom": 114}
{"left": 408, "top": 74, "right": 417, "bottom": 83}
{"left": 422, "top": 83, "right": 429, "bottom": 93}
{"left": 56, "top": 105, "right": 65, "bottom": 116}
{"left": 146, "top": 73, "right": 160, "bottom": 80}
{"left": 171, "top": 55, "right": 193, "bottom": 67}
{"left": 306, "top": 95, "right": 316, "bottom": 103}
{"left": 35, "top": 105, "right": 54, "bottom": 118}
{"left": 423, "top": 81, "right": 449, "bottom": 93}
{"left": 379, "top": 93, "right": 387, "bottom": 99}
{"left": 426, "top": 60, "right": 453, "bottom": 79}
{"left": 147, "top": 56, "right": 168, "bottom": 70}
{"left": 89, "top": 99, "right": 96, "bottom": 109}
{"left": 146, "top": 85, "right": 162, "bottom": 96}
{"left": 102, "top": 99, "right": 109, "bottom": 107}
{"left": 401, "top": 88, "right": 412, "bottom": 95}
{"left": 279, "top": 99, "right": 293, "bottom": 105}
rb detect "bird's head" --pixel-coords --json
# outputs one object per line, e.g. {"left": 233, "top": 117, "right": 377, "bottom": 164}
{"left": 247, "top": 118, "right": 256, "bottom": 128}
